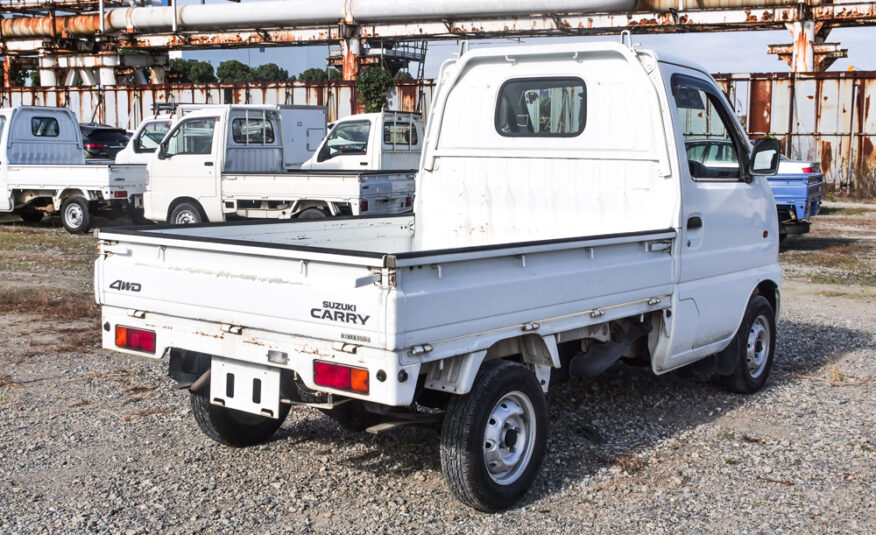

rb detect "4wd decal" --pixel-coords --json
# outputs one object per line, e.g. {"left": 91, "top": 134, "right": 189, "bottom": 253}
{"left": 109, "top": 280, "right": 141, "bottom": 292}
{"left": 311, "top": 301, "right": 370, "bottom": 325}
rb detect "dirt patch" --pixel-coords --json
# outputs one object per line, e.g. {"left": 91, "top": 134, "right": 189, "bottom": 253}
{"left": 0, "top": 286, "right": 98, "bottom": 321}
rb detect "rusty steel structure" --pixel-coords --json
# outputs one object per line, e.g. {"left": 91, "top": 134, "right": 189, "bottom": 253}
{"left": 1, "top": 1, "right": 876, "bottom": 85}
{"left": 716, "top": 70, "right": 876, "bottom": 195}
{"left": 0, "top": 78, "right": 434, "bottom": 127}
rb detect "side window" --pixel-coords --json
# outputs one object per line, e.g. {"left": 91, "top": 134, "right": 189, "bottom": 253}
{"left": 164, "top": 118, "right": 216, "bottom": 157}
{"left": 231, "top": 117, "right": 275, "bottom": 144}
{"left": 383, "top": 120, "right": 418, "bottom": 146}
{"left": 32, "top": 117, "right": 60, "bottom": 137}
{"left": 134, "top": 121, "right": 171, "bottom": 153}
{"left": 0, "top": 116, "right": 6, "bottom": 140}
{"left": 495, "top": 77, "right": 586, "bottom": 137}
{"left": 317, "top": 120, "right": 371, "bottom": 161}
{"left": 672, "top": 78, "right": 743, "bottom": 181}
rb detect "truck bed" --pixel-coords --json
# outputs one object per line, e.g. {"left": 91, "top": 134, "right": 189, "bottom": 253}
{"left": 97, "top": 217, "right": 676, "bottom": 361}
{"left": 221, "top": 170, "right": 414, "bottom": 201}
{"left": 6, "top": 163, "right": 148, "bottom": 193}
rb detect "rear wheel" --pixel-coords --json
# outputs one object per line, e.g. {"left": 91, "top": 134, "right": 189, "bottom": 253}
{"left": 717, "top": 295, "right": 776, "bottom": 394}
{"left": 440, "top": 360, "right": 548, "bottom": 512}
{"left": 296, "top": 207, "right": 328, "bottom": 219}
{"left": 190, "top": 392, "right": 290, "bottom": 447}
{"left": 60, "top": 196, "right": 91, "bottom": 234}
{"left": 170, "top": 202, "right": 205, "bottom": 225}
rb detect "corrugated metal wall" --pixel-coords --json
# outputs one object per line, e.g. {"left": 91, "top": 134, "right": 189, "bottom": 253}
{"left": 0, "top": 79, "right": 434, "bottom": 129}
{"left": 716, "top": 71, "right": 876, "bottom": 195}
{"left": 2, "top": 73, "right": 874, "bottom": 195}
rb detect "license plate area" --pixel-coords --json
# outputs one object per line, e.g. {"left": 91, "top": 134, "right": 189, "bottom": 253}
{"left": 209, "top": 357, "right": 281, "bottom": 419}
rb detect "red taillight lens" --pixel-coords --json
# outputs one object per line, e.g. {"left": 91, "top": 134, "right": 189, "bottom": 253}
{"left": 85, "top": 143, "right": 109, "bottom": 150}
{"left": 801, "top": 167, "right": 812, "bottom": 174}
{"left": 115, "top": 325, "right": 156, "bottom": 353}
{"left": 404, "top": 196, "right": 412, "bottom": 207}
{"left": 113, "top": 190, "right": 127, "bottom": 198}
{"left": 359, "top": 199, "right": 369, "bottom": 212}
{"left": 313, "top": 360, "right": 369, "bottom": 394}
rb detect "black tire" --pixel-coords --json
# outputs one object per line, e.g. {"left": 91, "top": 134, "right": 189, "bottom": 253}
{"left": 321, "top": 400, "right": 380, "bottom": 433}
{"left": 440, "top": 360, "right": 548, "bottom": 512}
{"left": 18, "top": 208, "right": 44, "bottom": 223}
{"left": 125, "top": 205, "right": 151, "bottom": 226}
{"left": 779, "top": 233, "right": 788, "bottom": 244}
{"left": 190, "top": 392, "right": 290, "bottom": 447}
{"left": 170, "top": 202, "right": 205, "bottom": 225}
{"left": 296, "top": 207, "right": 328, "bottom": 219}
{"left": 60, "top": 196, "right": 92, "bottom": 234}
{"left": 717, "top": 295, "right": 776, "bottom": 394}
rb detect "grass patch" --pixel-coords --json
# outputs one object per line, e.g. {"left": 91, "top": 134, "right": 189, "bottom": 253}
{"left": 0, "top": 286, "right": 99, "bottom": 321}
{"left": 818, "top": 206, "right": 871, "bottom": 216}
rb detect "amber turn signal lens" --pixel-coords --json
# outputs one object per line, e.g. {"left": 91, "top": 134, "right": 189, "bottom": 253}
{"left": 351, "top": 368, "right": 369, "bottom": 394}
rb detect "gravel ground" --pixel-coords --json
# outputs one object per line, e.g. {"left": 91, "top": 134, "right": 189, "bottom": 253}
{"left": 0, "top": 206, "right": 874, "bottom": 534}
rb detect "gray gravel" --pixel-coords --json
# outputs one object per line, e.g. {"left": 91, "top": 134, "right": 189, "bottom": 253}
{"left": 0, "top": 289, "right": 873, "bottom": 535}
{"left": 1, "top": 210, "right": 875, "bottom": 534}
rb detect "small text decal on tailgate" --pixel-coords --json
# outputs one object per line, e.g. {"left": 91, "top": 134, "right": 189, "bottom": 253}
{"left": 311, "top": 301, "right": 370, "bottom": 325}
{"left": 109, "top": 280, "right": 142, "bottom": 292}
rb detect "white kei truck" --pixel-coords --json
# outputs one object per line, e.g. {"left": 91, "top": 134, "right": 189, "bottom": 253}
{"left": 300, "top": 110, "right": 423, "bottom": 171}
{"left": 95, "top": 42, "right": 783, "bottom": 511}
{"left": 142, "top": 105, "right": 415, "bottom": 224}
{"left": 115, "top": 104, "right": 328, "bottom": 169}
{"left": 0, "top": 106, "right": 147, "bottom": 233}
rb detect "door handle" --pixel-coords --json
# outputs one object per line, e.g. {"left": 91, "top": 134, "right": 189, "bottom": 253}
{"left": 360, "top": 162, "right": 368, "bottom": 166}
{"left": 204, "top": 161, "right": 214, "bottom": 167}
{"left": 687, "top": 216, "right": 703, "bottom": 230}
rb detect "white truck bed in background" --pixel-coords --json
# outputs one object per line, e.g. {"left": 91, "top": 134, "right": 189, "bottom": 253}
{"left": 6, "top": 163, "right": 147, "bottom": 194}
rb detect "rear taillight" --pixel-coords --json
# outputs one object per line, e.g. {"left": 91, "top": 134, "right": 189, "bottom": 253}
{"left": 115, "top": 325, "right": 156, "bottom": 353}
{"left": 404, "top": 196, "right": 412, "bottom": 208}
{"left": 85, "top": 143, "right": 109, "bottom": 150}
{"left": 313, "top": 360, "right": 369, "bottom": 394}
{"left": 801, "top": 167, "right": 813, "bottom": 174}
{"left": 113, "top": 191, "right": 127, "bottom": 198}
{"left": 359, "top": 199, "right": 369, "bottom": 212}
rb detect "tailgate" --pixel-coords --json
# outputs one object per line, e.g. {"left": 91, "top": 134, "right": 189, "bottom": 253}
{"left": 108, "top": 164, "right": 148, "bottom": 194}
{"left": 95, "top": 232, "right": 393, "bottom": 349}
{"left": 360, "top": 172, "right": 415, "bottom": 214}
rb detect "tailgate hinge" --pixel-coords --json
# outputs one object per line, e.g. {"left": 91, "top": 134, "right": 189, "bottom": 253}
{"left": 646, "top": 240, "right": 673, "bottom": 253}
{"left": 220, "top": 324, "right": 243, "bottom": 335}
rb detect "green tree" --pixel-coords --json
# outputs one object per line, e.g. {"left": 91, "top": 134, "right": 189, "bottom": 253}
{"left": 168, "top": 58, "right": 217, "bottom": 83}
{"left": 393, "top": 70, "right": 413, "bottom": 81}
{"left": 327, "top": 67, "right": 341, "bottom": 81}
{"left": 297, "top": 68, "right": 328, "bottom": 82}
{"left": 253, "top": 63, "right": 291, "bottom": 82}
{"left": 216, "top": 60, "right": 255, "bottom": 83}
{"left": 357, "top": 67, "right": 393, "bottom": 113}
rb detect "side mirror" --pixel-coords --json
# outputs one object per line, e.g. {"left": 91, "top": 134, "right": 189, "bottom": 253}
{"left": 157, "top": 143, "right": 167, "bottom": 160}
{"left": 749, "top": 138, "right": 781, "bottom": 176}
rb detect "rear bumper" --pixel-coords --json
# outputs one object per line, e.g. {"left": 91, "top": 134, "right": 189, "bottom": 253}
{"left": 101, "top": 305, "right": 420, "bottom": 407}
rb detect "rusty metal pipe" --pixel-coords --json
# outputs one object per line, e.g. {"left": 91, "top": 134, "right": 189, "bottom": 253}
{"left": 2, "top": 0, "right": 642, "bottom": 38}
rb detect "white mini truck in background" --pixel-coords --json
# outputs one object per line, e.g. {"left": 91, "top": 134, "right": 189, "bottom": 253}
{"left": 143, "top": 105, "right": 413, "bottom": 224}
{"left": 0, "top": 106, "right": 147, "bottom": 233}
{"left": 95, "top": 42, "right": 783, "bottom": 511}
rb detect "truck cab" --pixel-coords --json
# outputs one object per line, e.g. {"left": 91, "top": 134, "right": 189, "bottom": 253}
{"left": 301, "top": 111, "right": 422, "bottom": 171}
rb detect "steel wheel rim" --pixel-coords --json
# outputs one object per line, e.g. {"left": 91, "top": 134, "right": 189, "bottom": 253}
{"left": 746, "top": 314, "right": 771, "bottom": 378}
{"left": 64, "top": 203, "right": 84, "bottom": 228}
{"left": 175, "top": 210, "right": 197, "bottom": 224}
{"left": 483, "top": 390, "right": 536, "bottom": 486}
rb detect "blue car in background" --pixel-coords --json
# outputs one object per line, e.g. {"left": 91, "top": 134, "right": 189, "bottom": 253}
{"left": 685, "top": 139, "right": 824, "bottom": 242}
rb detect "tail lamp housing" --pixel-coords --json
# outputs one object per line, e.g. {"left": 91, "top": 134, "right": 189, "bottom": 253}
{"left": 313, "top": 360, "right": 369, "bottom": 394}
{"left": 115, "top": 325, "right": 156, "bottom": 354}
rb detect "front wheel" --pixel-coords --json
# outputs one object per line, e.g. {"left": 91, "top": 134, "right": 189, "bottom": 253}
{"left": 60, "top": 197, "right": 91, "bottom": 234}
{"left": 717, "top": 294, "right": 776, "bottom": 394}
{"left": 296, "top": 207, "right": 328, "bottom": 219}
{"left": 190, "top": 392, "right": 290, "bottom": 447}
{"left": 440, "top": 360, "right": 548, "bottom": 512}
{"left": 170, "top": 202, "right": 205, "bottom": 225}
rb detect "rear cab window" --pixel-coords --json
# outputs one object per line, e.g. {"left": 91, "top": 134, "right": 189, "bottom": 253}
{"left": 383, "top": 119, "right": 418, "bottom": 148}
{"left": 32, "top": 117, "right": 60, "bottom": 137}
{"left": 495, "top": 77, "right": 586, "bottom": 137}
{"left": 231, "top": 117, "right": 276, "bottom": 145}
